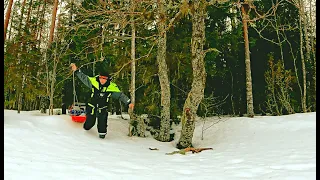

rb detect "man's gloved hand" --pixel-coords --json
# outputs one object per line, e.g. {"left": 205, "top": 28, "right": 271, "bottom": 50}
{"left": 129, "top": 103, "right": 134, "bottom": 110}
{"left": 70, "top": 63, "right": 77, "bottom": 72}
{"left": 128, "top": 103, "right": 135, "bottom": 120}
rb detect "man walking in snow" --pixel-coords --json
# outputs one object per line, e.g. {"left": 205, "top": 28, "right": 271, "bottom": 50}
{"left": 70, "top": 63, "right": 134, "bottom": 139}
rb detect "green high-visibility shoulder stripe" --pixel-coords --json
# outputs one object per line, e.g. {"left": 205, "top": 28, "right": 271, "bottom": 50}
{"left": 88, "top": 76, "right": 99, "bottom": 90}
{"left": 106, "top": 82, "right": 121, "bottom": 92}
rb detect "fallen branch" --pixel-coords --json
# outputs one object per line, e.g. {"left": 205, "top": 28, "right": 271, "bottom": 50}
{"left": 165, "top": 147, "right": 213, "bottom": 155}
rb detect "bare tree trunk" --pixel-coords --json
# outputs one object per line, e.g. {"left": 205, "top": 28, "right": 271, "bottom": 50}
{"left": 4, "top": 0, "right": 14, "bottom": 42}
{"left": 49, "top": 52, "right": 57, "bottom": 115}
{"left": 45, "top": 51, "right": 50, "bottom": 96}
{"left": 21, "top": 0, "right": 33, "bottom": 48}
{"left": 18, "top": 0, "right": 34, "bottom": 112}
{"left": 32, "top": 0, "right": 41, "bottom": 39}
{"left": 273, "top": 14, "right": 284, "bottom": 63}
{"left": 17, "top": 75, "right": 26, "bottom": 113}
{"left": 46, "top": 0, "right": 59, "bottom": 99}
{"left": 230, "top": 71, "right": 236, "bottom": 116}
{"left": 96, "top": 24, "right": 104, "bottom": 74}
{"left": 177, "top": 1, "right": 207, "bottom": 149}
{"left": 241, "top": 3, "right": 254, "bottom": 117}
{"left": 46, "top": 0, "right": 59, "bottom": 114}
{"left": 301, "top": 0, "right": 311, "bottom": 110}
{"left": 283, "top": 32, "right": 303, "bottom": 113}
{"left": 298, "top": 1, "right": 307, "bottom": 112}
{"left": 49, "top": 13, "right": 64, "bottom": 115}
{"left": 309, "top": 0, "right": 316, "bottom": 110}
{"left": 49, "top": 0, "right": 59, "bottom": 47}
{"left": 130, "top": 8, "right": 136, "bottom": 107}
{"left": 36, "top": 1, "right": 47, "bottom": 48}
{"left": 8, "top": 3, "right": 16, "bottom": 41}
{"left": 128, "top": 3, "right": 145, "bottom": 137}
{"left": 16, "top": 0, "right": 27, "bottom": 114}
{"left": 271, "top": 0, "right": 284, "bottom": 63}
{"left": 156, "top": 0, "right": 171, "bottom": 142}
{"left": 270, "top": 59, "right": 280, "bottom": 115}
{"left": 129, "top": 20, "right": 137, "bottom": 136}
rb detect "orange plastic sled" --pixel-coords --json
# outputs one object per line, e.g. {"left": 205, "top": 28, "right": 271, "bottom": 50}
{"left": 71, "top": 115, "right": 86, "bottom": 123}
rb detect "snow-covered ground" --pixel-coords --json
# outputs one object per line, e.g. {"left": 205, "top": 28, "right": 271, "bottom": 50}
{"left": 4, "top": 110, "right": 316, "bottom": 180}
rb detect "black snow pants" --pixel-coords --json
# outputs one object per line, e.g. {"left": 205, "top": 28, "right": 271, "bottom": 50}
{"left": 84, "top": 104, "right": 108, "bottom": 135}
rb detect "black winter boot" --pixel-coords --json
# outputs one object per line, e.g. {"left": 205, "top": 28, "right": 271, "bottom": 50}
{"left": 99, "top": 134, "right": 106, "bottom": 139}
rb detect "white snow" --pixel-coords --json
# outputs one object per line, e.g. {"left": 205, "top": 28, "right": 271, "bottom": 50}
{"left": 4, "top": 110, "right": 316, "bottom": 180}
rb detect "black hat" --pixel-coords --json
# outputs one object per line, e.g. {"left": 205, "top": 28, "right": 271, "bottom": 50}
{"left": 99, "top": 71, "right": 110, "bottom": 77}
{"left": 99, "top": 71, "right": 112, "bottom": 80}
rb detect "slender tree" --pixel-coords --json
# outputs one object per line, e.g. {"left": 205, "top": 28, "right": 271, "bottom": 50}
{"left": 16, "top": 0, "right": 27, "bottom": 114}
{"left": 47, "top": 0, "right": 59, "bottom": 115}
{"left": 297, "top": 0, "right": 307, "bottom": 112}
{"left": 49, "top": 0, "right": 59, "bottom": 46}
{"left": 308, "top": 0, "right": 316, "bottom": 110}
{"left": 129, "top": 1, "right": 139, "bottom": 136}
{"left": 301, "top": 0, "right": 311, "bottom": 111}
{"left": 240, "top": 0, "right": 254, "bottom": 117}
{"left": 4, "top": 0, "right": 14, "bottom": 42}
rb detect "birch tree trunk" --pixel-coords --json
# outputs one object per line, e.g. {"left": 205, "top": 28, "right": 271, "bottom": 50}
{"left": 301, "top": 0, "right": 311, "bottom": 111}
{"left": 241, "top": 2, "right": 254, "bottom": 117}
{"left": 156, "top": 0, "right": 171, "bottom": 142}
{"left": 128, "top": 3, "right": 145, "bottom": 137}
{"left": 309, "top": 0, "right": 316, "bottom": 110}
{"left": 272, "top": 0, "right": 284, "bottom": 63}
{"left": 284, "top": 32, "right": 303, "bottom": 114}
{"left": 298, "top": 0, "right": 307, "bottom": 112}
{"left": 4, "top": 0, "right": 14, "bottom": 42}
{"left": 177, "top": 1, "right": 206, "bottom": 149}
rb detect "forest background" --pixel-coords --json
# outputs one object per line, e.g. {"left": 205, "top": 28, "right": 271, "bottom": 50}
{"left": 4, "top": 0, "right": 316, "bottom": 148}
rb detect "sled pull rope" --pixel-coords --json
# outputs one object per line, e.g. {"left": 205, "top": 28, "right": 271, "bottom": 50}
{"left": 72, "top": 71, "right": 79, "bottom": 107}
